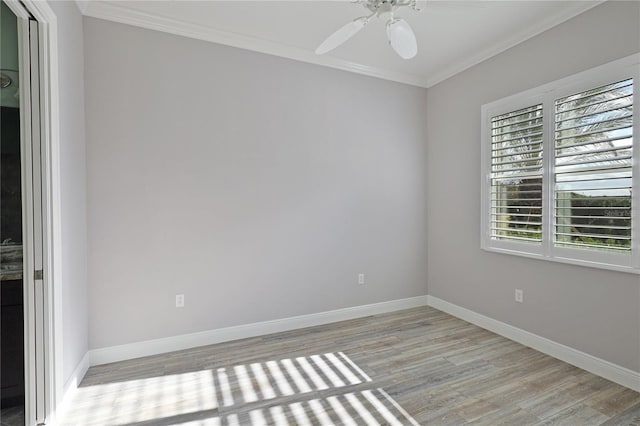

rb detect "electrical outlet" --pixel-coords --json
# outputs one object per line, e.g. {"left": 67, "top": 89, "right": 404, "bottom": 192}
{"left": 358, "top": 273, "right": 365, "bottom": 284}
{"left": 176, "top": 294, "right": 185, "bottom": 308}
{"left": 515, "top": 289, "right": 524, "bottom": 303}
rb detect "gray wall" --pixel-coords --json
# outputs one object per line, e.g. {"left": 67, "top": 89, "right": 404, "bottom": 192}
{"left": 83, "top": 18, "right": 428, "bottom": 349}
{"left": 48, "top": 1, "right": 89, "bottom": 385}
{"left": 426, "top": 1, "right": 640, "bottom": 372}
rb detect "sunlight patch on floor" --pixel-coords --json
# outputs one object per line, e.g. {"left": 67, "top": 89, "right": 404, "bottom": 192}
{"left": 60, "top": 352, "right": 418, "bottom": 426}
{"left": 172, "top": 389, "right": 419, "bottom": 426}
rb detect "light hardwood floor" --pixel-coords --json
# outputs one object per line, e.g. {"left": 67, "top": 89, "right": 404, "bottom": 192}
{"left": 60, "top": 306, "right": 640, "bottom": 425}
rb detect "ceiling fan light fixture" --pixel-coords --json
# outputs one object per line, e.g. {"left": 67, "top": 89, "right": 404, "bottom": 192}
{"left": 386, "top": 17, "right": 417, "bottom": 59}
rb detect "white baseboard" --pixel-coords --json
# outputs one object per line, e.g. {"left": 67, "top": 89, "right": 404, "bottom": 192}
{"left": 57, "top": 351, "right": 90, "bottom": 419}
{"left": 426, "top": 295, "right": 640, "bottom": 392}
{"left": 89, "top": 295, "right": 429, "bottom": 366}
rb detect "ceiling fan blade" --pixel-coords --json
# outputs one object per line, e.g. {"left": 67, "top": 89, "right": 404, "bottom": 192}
{"left": 315, "top": 17, "right": 368, "bottom": 55}
{"left": 386, "top": 18, "right": 417, "bottom": 59}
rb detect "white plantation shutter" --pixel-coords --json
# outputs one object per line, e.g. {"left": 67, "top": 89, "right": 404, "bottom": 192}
{"left": 482, "top": 55, "right": 639, "bottom": 272}
{"left": 554, "top": 79, "right": 633, "bottom": 252}
{"left": 490, "top": 105, "right": 544, "bottom": 243}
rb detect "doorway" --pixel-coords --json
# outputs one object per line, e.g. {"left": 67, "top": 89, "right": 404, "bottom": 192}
{"left": 1, "top": 1, "right": 57, "bottom": 424}
{"left": 1, "top": 2, "right": 26, "bottom": 423}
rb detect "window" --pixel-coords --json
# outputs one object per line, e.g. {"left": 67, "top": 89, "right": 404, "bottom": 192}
{"left": 481, "top": 54, "right": 639, "bottom": 273}
{"left": 554, "top": 79, "right": 633, "bottom": 253}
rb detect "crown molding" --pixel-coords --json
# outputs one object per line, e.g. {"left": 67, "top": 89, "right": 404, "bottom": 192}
{"left": 80, "top": 1, "right": 605, "bottom": 89}
{"left": 80, "top": 1, "right": 429, "bottom": 88}
{"left": 425, "top": 0, "right": 606, "bottom": 87}
{"left": 74, "top": 0, "right": 89, "bottom": 15}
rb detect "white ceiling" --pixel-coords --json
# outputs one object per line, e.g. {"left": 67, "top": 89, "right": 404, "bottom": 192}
{"left": 78, "top": 0, "right": 603, "bottom": 87}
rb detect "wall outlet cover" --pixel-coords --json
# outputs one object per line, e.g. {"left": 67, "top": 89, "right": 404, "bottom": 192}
{"left": 176, "top": 294, "right": 185, "bottom": 308}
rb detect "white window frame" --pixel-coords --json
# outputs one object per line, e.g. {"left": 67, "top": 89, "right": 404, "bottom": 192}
{"left": 481, "top": 53, "right": 640, "bottom": 274}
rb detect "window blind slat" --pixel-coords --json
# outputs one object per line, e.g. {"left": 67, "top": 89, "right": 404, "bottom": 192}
{"left": 554, "top": 163, "right": 631, "bottom": 175}
{"left": 492, "top": 115, "right": 543, "bottom": 131}
{"left": 491, "top": 105, "right": 543, "bottom": 121}
{"left": 555, "top": 80, "right": 632, "bottom": 108}
{"left": 492, "top": 131, "right": 543, "bottom": 145}
{"left": 493, "top": 148, "right": 543, "bottom": 160}
{"left": 555, "top": 145, "right": 631, "bottom": 159}
{"left": 555, "top": 134, "right": 631, "bottom": 151}
{"left": 495, "top": 213, "right": 543, "bottom": 218}
{"left": 492, "top": 220, "right": 543, "bottom": 226}
{"left": 494, "top": 235, "right": 542, "bottom": 243}
{"left": 555, "top": 113, "right": 633, "bottom": 136}
{"left": 492, "top": 141, "right": 543, "bottom": 153}
{"left": 556, "top": 154, "right": 632, "bottom": 167}
{"left": 562, "top": 223, "right": 631, "bottom": 231}
{"left": 554, "top": 240, "right": 631, "bottom": 251}
{"left": 493, "top": 123, "right": 544, "bottom": 136}
{"left": 555, "top": 231, "right": 630, "bottom": 241}
{"left": 557, "top": 205, "right": 630, "bottom": 210}
{"left": 555, "top": 122, "right": 631, "bottom": 142}
{"left": 556, "top": 91, "right": 632, "bottom": 116}
{"left": 492, "top": 157, "right": 543, "bottom": 168}
{"left": 555, "top": 103, "right": 632, "bottom": 124}
{"left": 556, "top": 170, "right": 631, "bottom": 182}
{"left": 556, "top": 214, "right": 631, "bottom": 220}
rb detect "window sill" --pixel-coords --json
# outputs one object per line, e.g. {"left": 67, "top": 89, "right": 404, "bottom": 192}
{"left": 481, "top": 245, "right": 640, "bottom": 275}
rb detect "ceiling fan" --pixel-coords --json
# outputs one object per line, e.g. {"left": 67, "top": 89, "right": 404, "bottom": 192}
{"left": 315, "top": 0, "right": 422, "bottom": 60}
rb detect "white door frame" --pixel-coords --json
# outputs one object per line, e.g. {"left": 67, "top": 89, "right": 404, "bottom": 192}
{"left": 4, "top": 1, "right": 62, "bottom": 424}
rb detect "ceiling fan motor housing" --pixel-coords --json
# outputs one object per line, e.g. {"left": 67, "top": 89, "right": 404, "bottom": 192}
{"left": 366, "top": 0, "right": 396, "bottom": 15}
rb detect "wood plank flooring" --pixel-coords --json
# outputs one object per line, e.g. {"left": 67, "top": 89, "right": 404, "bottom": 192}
{"left": 60, "top": 306, "right": 640, "bottom": 425}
